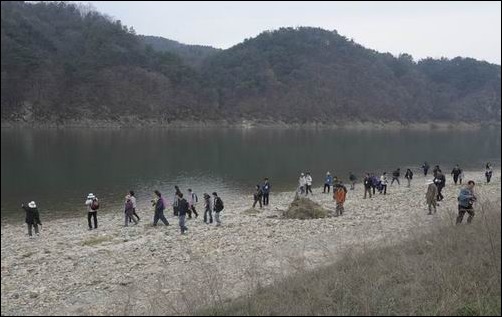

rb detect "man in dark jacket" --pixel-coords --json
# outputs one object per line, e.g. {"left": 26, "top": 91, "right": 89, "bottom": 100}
{"left": 363, "top": 173, "right": 372, "bottom": 199}
{"left": 152, "top": 190, "right": 169, "bottom": 226}
{"left": 434, "top": 172, "right": 446, "bottom": 201}
{"left": 456, "top": 181, "right": 477, "bottom": 224}
{"left": 177, "top": 193, "right": 189, "bottom": 234}
{"left": 213, "top": 192, "right": 224, "bottom": 226}
{"left": 22, "top": 201, "right": 42, "bottom": 237}
{"left": 391, "top": 168, "right": 401, "bottom": 185}
{"left": 451, "top": 165, "right": 462, "bottom": 185}
{"left": 262, "top": 178, "right": 271, "bottom": 206}
{"left": 422, "top": 162, "right": 430, "bottom": 176}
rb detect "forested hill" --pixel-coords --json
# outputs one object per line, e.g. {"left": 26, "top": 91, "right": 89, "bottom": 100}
{"left": 1, "top": 1, "right": 501, "bottom": 125}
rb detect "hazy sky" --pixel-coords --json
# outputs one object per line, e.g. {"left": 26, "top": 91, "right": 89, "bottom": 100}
{"left": 82, "top": 1, "right": 501, "bottom": 64}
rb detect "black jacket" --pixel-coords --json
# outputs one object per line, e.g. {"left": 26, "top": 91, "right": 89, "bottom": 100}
{"left": 178, "top": 198, "right": 189, "bottom": 216}
{"left": 22, "top": 206, "right": 42, "bottom": 225}
{"left": 363, "top": 177, "right": 372, "bottom": 189}
{"left": 214, "top": 197, "right": 224, "bottom": 212}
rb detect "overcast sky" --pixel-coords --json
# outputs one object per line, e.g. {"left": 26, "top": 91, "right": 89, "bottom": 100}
{"left": 82, "top": 1, "right": 501, "bottom": 64}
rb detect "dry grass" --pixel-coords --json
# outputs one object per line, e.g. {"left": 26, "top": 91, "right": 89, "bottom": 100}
{"left": 198, "top": 201, "right": 502, "bottom": 316}
{"left": 283, "top": 197, "right": 328, "bottom": 220}
{"left": 81, "top": 234, "right": 114, "bottom": 247}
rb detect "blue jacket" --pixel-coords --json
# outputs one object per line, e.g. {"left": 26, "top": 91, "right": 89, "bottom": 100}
{"left": 262, "top": 182, "right": 271, "bottom": 194}
{"left": 458, "top": 188, "right": 475, "bottom": 208}
{"left": 155, "top": 198, "right": 165, "bottom": 213}
{"left": 325, "top": 175, "right": 333, "bottom": 185}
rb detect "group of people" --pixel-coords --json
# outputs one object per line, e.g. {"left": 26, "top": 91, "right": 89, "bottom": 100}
{"left": 19, "top": 162, "right": 495, "bottom": 237}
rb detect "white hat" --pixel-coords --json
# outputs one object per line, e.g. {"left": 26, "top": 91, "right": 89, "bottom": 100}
{"left": 301, "top": 173, "right": 305, "bottom": 176}
{"left": 87, "top": 193, "right": 95, "bottom": 199}
{"left": 327, "top": 171, "right": 331, "bottom": 175}
{"left": 28, "top": 201, "right": 37, "bottom": 208}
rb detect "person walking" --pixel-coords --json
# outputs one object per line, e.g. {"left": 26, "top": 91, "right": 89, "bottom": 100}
{"left": 379, "top": 172, "right": 388, "bottom": 195}
{"left": 485, "top": 163, "right": 493, "bottom": 183}
{"left": 451, "top": 165, "right": 462, "bottom": 185}
{"left": 172, "top": 185, "right": 182, "bottom": 216}
{"left": 177, "top": 193, "right": 189, "bottom": 234}
{"left": 124, "top": 195, "right": 138, "bottom": 227}
{"left": 333, "top": 182, "right": 347, "bottom": 216}
{"left": 370, "top": 173, "right": 379, "bottom": 195}
{"left": 405, "top": 168, "right": 414, "bottom": 187}
{"left": 349, "top": 172, "right": 357, "bottom": 190}
{"left": 85, "top": 193, "right": 99, "bottom": 230}
{"left": 391, "top": 168, "right": 401, "bottom": 186}
{"left": 434, "top": 171, "right": 446, "bottom": 201}
{"left": 253, "top": 185, "right": 263, "bottom": 208}
{"left": 305, "top": 172, "right": 313, "bottom": 195}
{"left": 425, "top": 181, "right": 438, "bottom": 215}
{"left": 129, "top": 191, "right": 140, "bottom": 222}
{"left": 456, "top": 181, "right": 477, "bottom": 224}
{"left": 323, "top": 172, "right": 333, "bottom": 193}
{"left": 433, "top": 165, "right": 441, "bottom": 178}
{"left": 152, "top": 190, "right": 169, "bottom": 226}
{"left": 203, "top": 193, "right": 213, "bottom": 224}
{"left": 21, "top": 201, "right": 42, "bottom": 237}
{"left": 213, "top": 192, "right": 224, "bottom": 226}
{"left": 422, "top": 161, "right": 430, "bottom": 176}
{"left": 187, "top": 188, "right": 199, "bottom": 219}
{"left": 262, "top": 178, "right": 271, "bottom": 206}
{"left": 363, "top": 173, "right": 372, "bottom": 199}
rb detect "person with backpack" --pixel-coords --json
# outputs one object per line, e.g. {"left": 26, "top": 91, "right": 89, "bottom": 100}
{"left": 349, "top": 172, "right": 357, "bottom": 190}
{"left": 172, "top": 185, "right": 182, "bottom": 216}
{"left": 203, "top": 193, "right": 213, "bottom": 224}
{"left": 456, "top": 181, "right": 477, "bottom": 224}
{"left": 391, "top": 168, "right": 401, "bottom": 186}
{"left": 485, "top": 163, "right": 493, "bottom": 183}
{"left": 379, "top": 172, "right": 388, "bottom": 195}
{"left": 253, "top": 184, "right": 263, "bottom": 208}
{"left": 124, "top": 195, "right": 138, "bottom": 227}
{"left": 152, "top": 190, "right": 169, "bottom": 226}
{"left": 177, "top": 193, "right": 189, "bottom": 234}
{"left": 333, "top": 182, "right": 347, "bottom": 216}
{"left": 422, "top": 162, "right": 430, "bottom": 176}
{"left": 85, "top": 193, "right": 99, "bottom": 230}
{"left": 451, "top": 165, "right": 462, "bottom": 185}
{"left": 262, "top": 178, "right": 271, "bottom": 206}
{"left": 129, "top": 190, "right": 140, "bottom": 222}
{"left": 433, "top": 171, "right": 446, "bottom": 201}
{"left": 323, "top": 172, "right": 333, "bottom": 193}
{"left": 425, "top": 181, "right": 438, "bottom": 215}
{"left": 213, "top": 192, "right": 224, "bottom": 227}
{"left": 21, "top": 201, "right": 42, "bottom": 237}
{"left": 363, "top": 173, "right": 372, "bottom": 199}
{"left": 187, "top": 188, "right": 199, "bottom": 219}
{"left": 405, "top": 168, "right": 413, "bottom": 187}
{"left": 305, "top": 172, "right": 313, "bottom": 195}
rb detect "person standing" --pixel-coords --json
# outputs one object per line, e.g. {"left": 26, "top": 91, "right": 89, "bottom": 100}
{"left": 262, "top": 178, "right": 271, "bottom": 206}
{"left": 433, "top": 165, "right": 441, "bottom": 178}
{"left": 129, "top": 191, "right": 140, "bottom": 222}
{"left": 485, "top": 163, "right": 493, "bottom": 183}
{"left": 124, "top": 195, "right": 138, "bottom": 227}
{"left": 434, "top": 171, "right": 446, "bottom": 201}
{"left": 451, "top": 165, "right": 462, "bottom": 185}
{"left": 177, "top": 193, "right": 189, "bottom": 234}
{"left": 298, "top": 173, "right": 306, "bottom": 195}
{"left": 187, "top": 189, "right": 199, "bottom": 219}
{"left": 305, "top": 172, "right": 313, "bottom": 196}
{"left": 379, "top": 172, "right": 388, "bottom": 195}
{"left": 422, "top": 162, "right": 430, "bottom": 176}
{"left": 253, "top": 185, "right": 263, "bottom": 208}
{"left": 333, "top": 182, "right": 347, "bottom": 216}
{"left": 391, "top": 168, "right": 401, "bottom": 186}
{"left": 456, "top": 181, "right": 477, "bottom": 224}
{"left": 323, "top": 172, "right": 333, "bottom": 193}
{"left": 370, "top": 173, "right": 379, "bottom": 195}
{"left": 152, "top": 190, "right": 169, "bottom": 226}
{"left": 459, "top": 169, "right": 464, "bottom": 185}
{"left": 21, "top": 201, "right": 42, "bottom": 237}
{"left": 349, "top": 172, "right": 357, "bottom": 190}
{"left": 425, "top": 181, "right": 438, "bottom": 215}
{"left": 85, "top": 193, "right": 99, "bottom": 230}
{"left": 203, "top": 193, "right": 213, "bottom": 224}
{"left": 363, "top": 173, "right": 372, "bottom": 199}
{"left": 405, "top": 168, "right": 413, "bottom": 187}
{"left": 213, "top": 192, "right": 224, "bottom": 226}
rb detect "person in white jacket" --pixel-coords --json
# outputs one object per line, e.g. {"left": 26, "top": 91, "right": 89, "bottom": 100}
{"left": 380, "top": 172, "right": 388, "bottom": 195}
{"left": 298, "top": 173, "right": 306, "bottom": 195}
{"left": 305, "top": 172, "right": 313, "bottom": 196}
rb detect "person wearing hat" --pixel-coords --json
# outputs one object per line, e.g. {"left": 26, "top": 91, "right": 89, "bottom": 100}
{"left": 21, "top": 201, "right": 42, "bottom": 237}
{"left": 425, "top": 180, "right": 438, "bottom": 215}
{"left": 85, "top": 193, "right": 99, "bottom": 230}
{"left": 305, "top": 172, "right": 313, "bottom": 196}
{"left": 124, "top": 195, "right": 138, "bottom": 227}
{"left": 203, "top": 193, "right": 213, "bottom": 224}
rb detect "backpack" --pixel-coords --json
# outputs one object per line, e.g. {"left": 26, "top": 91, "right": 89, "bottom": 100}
{"left": 215, "top": 197, "right": 224, "bottom": 212}
{"left": 91, "top": 199, "right": 99, "bottom": 211}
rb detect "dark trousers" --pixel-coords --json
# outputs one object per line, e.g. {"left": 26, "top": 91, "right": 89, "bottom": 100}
{"left": 437, "top": 185, "right": 444, "bottom": 201}
{"left": 87, "top": 211, "right": 97, "bottom": 229}
{"left": 204, "top": 207, "right": 213, "bottom": 224}
{"left": 391, "top": 177, "right": 400, "bottom": 185}
{"left": 263, "top": 193, "right": 269, "bottom": 205}
{"left": 371, "top": 186, "right": 376, "bottom": 194}
{"left": 153, "top": 210, "right": 169, "bottom": 226}
{"left": 306, "top": 185, "right": 313, "bottom": 195}
{"left": 456, "top": 206, "right": 475, "bottom": 224}
{"left": 188, "top": 205, "right": 198, "bottom": 218}
{"left": 173, "top": 206, "right": 179, "bottom": 217}
{"left": 323, "top": 184, "right": 331, "bottom": 193}
{"left": 27, "top": 223, "right": 39, "bottom": 236}
{"left": 424, "top": 169, "right": 429, "bottom": 176}
{"left": 380, "top": 184, "right": 387, "bottom": 195}
{"left": 486, "top": 173, "right": 492, "bottom": 183}
{"left": 364, "top": 187, "right": 372, "bottom": 198}
{"left": 129, "top": 208, "right": 140, "bottom": 222}
{"left": 453, "top": 175, "right": 459, "bottom": 185}
{"left": 253, "top": 196, "right": 262, "bottom": 208}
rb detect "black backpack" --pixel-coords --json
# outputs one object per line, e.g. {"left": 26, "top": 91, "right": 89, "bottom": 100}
{"left": 215, "top": 197, "right": 224, "bottom": 212}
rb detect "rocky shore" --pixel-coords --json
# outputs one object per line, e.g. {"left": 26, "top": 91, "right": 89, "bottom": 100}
{"left": 1, "top": 170, "right": 500, "bottom": 315}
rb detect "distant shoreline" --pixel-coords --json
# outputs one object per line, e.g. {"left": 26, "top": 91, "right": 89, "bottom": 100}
{"left": 1, "top": 119, "right": 501, "bottom": 130}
